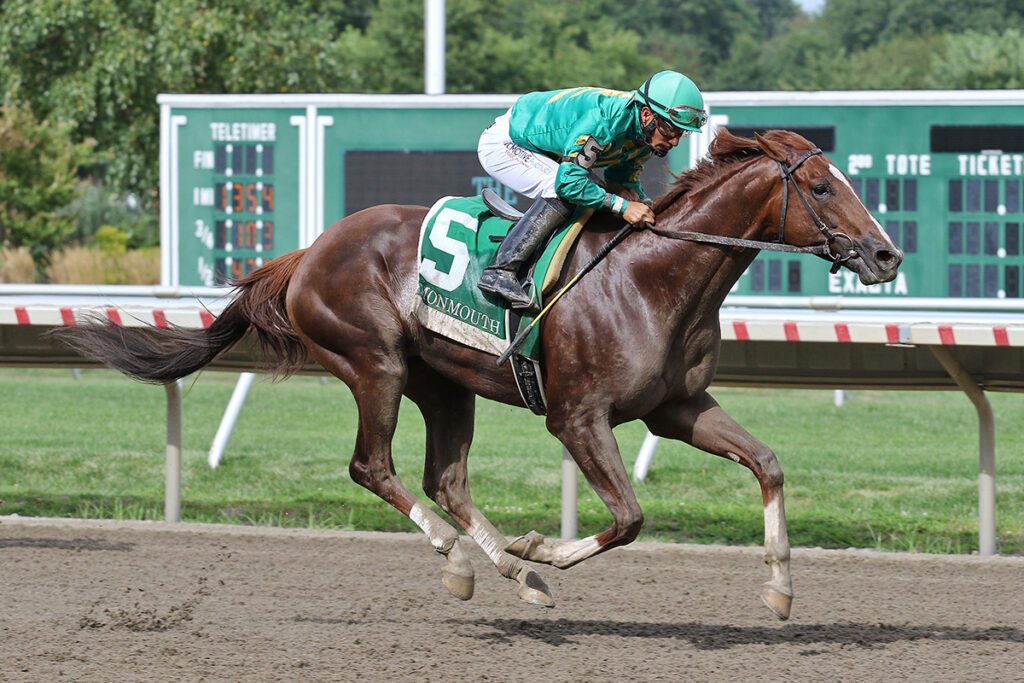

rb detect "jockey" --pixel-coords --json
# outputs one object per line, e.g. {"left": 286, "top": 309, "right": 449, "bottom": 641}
{"left": 476, "top": 70, "right": 707, "bottom": 309}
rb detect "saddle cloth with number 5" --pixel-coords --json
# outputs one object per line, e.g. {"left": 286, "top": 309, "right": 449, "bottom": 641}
{"left": 413, "top": 195, "right": 590, "bottom": 360}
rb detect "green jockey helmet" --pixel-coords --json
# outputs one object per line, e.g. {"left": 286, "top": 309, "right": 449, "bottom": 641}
{"left": 634, "top": 70, "right": 707, "bottom": 133}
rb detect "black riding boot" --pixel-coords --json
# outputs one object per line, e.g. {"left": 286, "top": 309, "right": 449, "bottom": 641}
{"left": 478, "top": 196, "right": 573, "bottom": 309}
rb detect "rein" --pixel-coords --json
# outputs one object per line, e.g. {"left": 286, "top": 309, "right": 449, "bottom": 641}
{"left": 648, "top": 148, "right": 859, "bottom": 273}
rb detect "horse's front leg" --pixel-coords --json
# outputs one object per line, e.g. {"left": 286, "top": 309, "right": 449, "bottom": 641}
{"left": 645, "top": 392, "right": 793, "bottom": 620}
{"left": 507, "top": 409, "right": 644, "bottom": 569}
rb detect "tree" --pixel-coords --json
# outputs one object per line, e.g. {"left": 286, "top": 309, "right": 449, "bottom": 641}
{"left": 0, "top": 104, "right": 95, "bottom": 281}
{"left": 750, "top": 0, "right": 801, "bottom": 38}
{"left": 819, "top": 0, "right": 1024, "bottom": 53}
{"left": 572, "top": 0, "right": 762, "bottom": 83}
{"left": 711, "top": 33, "right": 777, "bottom": 90}
{"left": 930, "top": 29, "right": 1024, "bottom": 89}
{"left": 335, "top": 0, "right": 663, "bottom": 94}
{"left": 837, "top": 32, "right": 943, "bottom": 90}
{"left": 0, "top": 0, "right": 359, "bottom": 196}
{"left": 712, "top": 18, "right": 848, "bottom": 91}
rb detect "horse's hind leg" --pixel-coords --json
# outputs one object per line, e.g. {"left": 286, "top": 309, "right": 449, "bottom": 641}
{"left": 406, "top": 361, "right": 554, "bottom": 607}
{"left": 306, "top": 344, "right": 476, "bottom": 601}
{"left": 507, "top": 409, "right": 645, "bottom": 571}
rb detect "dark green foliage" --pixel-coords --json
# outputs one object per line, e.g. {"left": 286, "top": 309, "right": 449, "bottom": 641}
{"left": 0, "top": 104, "right": 95, "bottom": 280}
{"left": 61, "top": 183, "right": 158, "bottom": 248}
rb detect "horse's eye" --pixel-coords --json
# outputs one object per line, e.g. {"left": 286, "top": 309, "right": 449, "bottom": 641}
{"left": 812, "top": 183, "right": 832, "bottom": 198}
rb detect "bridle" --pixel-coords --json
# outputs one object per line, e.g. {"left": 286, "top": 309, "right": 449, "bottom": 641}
{"left": 648, "top": 147, "right": 860, "bottom": 273}
{"left": 775, "top": 148, "right": 858, "bottom": 273}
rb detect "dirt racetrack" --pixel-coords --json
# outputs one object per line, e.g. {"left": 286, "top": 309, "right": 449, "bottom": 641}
{"left": 2, "top": 516, "right": 1023, "bottom": 682}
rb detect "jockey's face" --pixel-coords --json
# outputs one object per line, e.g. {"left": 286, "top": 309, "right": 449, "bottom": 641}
{"left": 641, "top": 106, "right": 685, "bottom": 155}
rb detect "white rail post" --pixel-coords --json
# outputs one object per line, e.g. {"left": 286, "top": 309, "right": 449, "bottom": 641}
{"left": 561, "top": 446, "right": 578, "bottom": 539}
{"left": 633, "top": 431, "right": 661, "bottom": 481}
{"left": 208, "top": 372, "right": 256, "bottom": 469}
{"left": 929, "top": 346, "right": 997, "bottom": 556}
{"left": 164, "top": 379, "right": 183, "bottom": 523}
{"left": 424, "top": 0, "right": 446, "bottom": 94}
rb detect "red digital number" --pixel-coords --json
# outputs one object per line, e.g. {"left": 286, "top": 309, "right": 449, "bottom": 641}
{"left": 217, "top": 183, "right": 273, "bottom": 216}
{"left": 262, "top": 221, "right": 274, "bottom": 250}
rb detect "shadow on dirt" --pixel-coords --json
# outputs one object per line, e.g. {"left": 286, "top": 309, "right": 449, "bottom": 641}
{"left": 448, "top": 618, "right": 1024, "bottom": 650}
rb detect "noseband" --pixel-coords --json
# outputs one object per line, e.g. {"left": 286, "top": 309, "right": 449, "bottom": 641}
{"left": 776, "top": 149, "right": 858, "bottom": 273}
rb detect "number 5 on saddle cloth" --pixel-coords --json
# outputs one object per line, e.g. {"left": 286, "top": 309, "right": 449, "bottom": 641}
{"left": 413, "top": 194, "right": 593, "bottom": 413}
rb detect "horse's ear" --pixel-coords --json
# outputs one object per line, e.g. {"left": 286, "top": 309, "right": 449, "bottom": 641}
{"left": 754, "top": 132, "right": 789, "bottom": 163}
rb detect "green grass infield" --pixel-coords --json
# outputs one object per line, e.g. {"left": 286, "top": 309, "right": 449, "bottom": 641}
{"left": 1, "top": 368, "right": 1021, "bottom": 555}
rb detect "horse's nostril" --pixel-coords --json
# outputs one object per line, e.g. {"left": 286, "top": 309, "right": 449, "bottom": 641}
{"left": 877, "top": 249, "right": 902, "bottom": 266}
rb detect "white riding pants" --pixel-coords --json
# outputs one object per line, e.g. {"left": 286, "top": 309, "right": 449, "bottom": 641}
{"left": 477, "top": 109, "right": 560, "bottom": 200}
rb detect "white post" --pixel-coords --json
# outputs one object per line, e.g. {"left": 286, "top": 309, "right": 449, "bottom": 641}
{"left": 633, "top": 431, "right": 661, "bottom": 481}
{"left": 208, "top": 372, "right": 256, "bottom": 469}
{"left": 424, "top": 0, "right": 446, "bottom": 94}
{"left": 929, "top": 346, "right": 997, "bottom": 556}
{"left": 164, "top": 380, "right": 183, "bottom": 523}
{"left": 834, "top": 389, "right": 847, "bottom": 407}
{"left": 561, "top": 447, "right": 578, "bottom": 539}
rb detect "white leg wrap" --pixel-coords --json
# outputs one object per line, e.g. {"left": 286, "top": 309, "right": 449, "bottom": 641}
{"left": 410, "top": 502, "right": 456, "bottom": 554}
{"left": 468, "top": 516, "right": 522, "bottom": 579}
{"left": 762, "top": 494, "right": 792, "bottom": 587}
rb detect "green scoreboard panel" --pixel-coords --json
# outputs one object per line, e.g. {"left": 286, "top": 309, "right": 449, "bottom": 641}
{"left": 160, "top": 94, "right": 676, "bottom": 287}
{"left": 703, "top": 91, "right": 1024, "bottom": 302}
{"left": 161, "top": 91, "right": 1024, "bottom": 305}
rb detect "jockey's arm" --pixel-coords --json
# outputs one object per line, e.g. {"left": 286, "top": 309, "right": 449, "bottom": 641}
{"left": 605, "top": 183, "right": 656, "bottom": 225}
{"left": 555, "top": 131, "right": 654, "bottom": 224}
{"left": 603, "top": 152, "right": 652, "bottom": 204}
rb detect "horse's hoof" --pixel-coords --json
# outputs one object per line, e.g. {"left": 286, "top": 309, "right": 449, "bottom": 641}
{"left": 441, "top": 543, "right": 474, "bottom": 600}
{"left": 506, "top": 530, "right": 545, "bottom": 559}
{"left": 443, "top": 567, "right": 475, "bottom": 601}
{"left": 761, "top": 583, "right": 793, "bottom": 621}
{"left": 516, "top": 567, "right": 554, "bottom": 607}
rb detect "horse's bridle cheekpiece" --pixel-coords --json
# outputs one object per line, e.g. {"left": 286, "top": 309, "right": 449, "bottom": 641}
{"left": 775, "top": 148, "right": 858, "bottom": 273}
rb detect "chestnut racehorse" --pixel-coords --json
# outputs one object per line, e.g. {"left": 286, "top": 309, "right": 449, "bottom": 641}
{"left": 56, "top": 129, "right": 902, "bottom": 620}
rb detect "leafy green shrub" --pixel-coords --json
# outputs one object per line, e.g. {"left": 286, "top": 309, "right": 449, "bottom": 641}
{"left": 61, "top": 183, "right": 159, "bottom": 249}
{"left": 0, "top": 103, "right": 95, "bottom": 281}
{"left": 93, "top": 225, "right": 129, "bottom": 255}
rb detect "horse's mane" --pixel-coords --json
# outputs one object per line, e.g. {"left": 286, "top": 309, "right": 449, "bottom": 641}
{"left": 652, "top": 128, "right": 814, "bottom": 213}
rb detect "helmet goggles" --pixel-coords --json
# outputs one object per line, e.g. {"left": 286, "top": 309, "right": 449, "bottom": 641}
{"left": 662, "top": 104, "right": 708, "bottom": 130}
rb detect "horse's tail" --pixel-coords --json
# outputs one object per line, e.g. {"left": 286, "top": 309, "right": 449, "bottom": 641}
{"left": 52, "top": 249, "right": 310, "bottom": 384}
